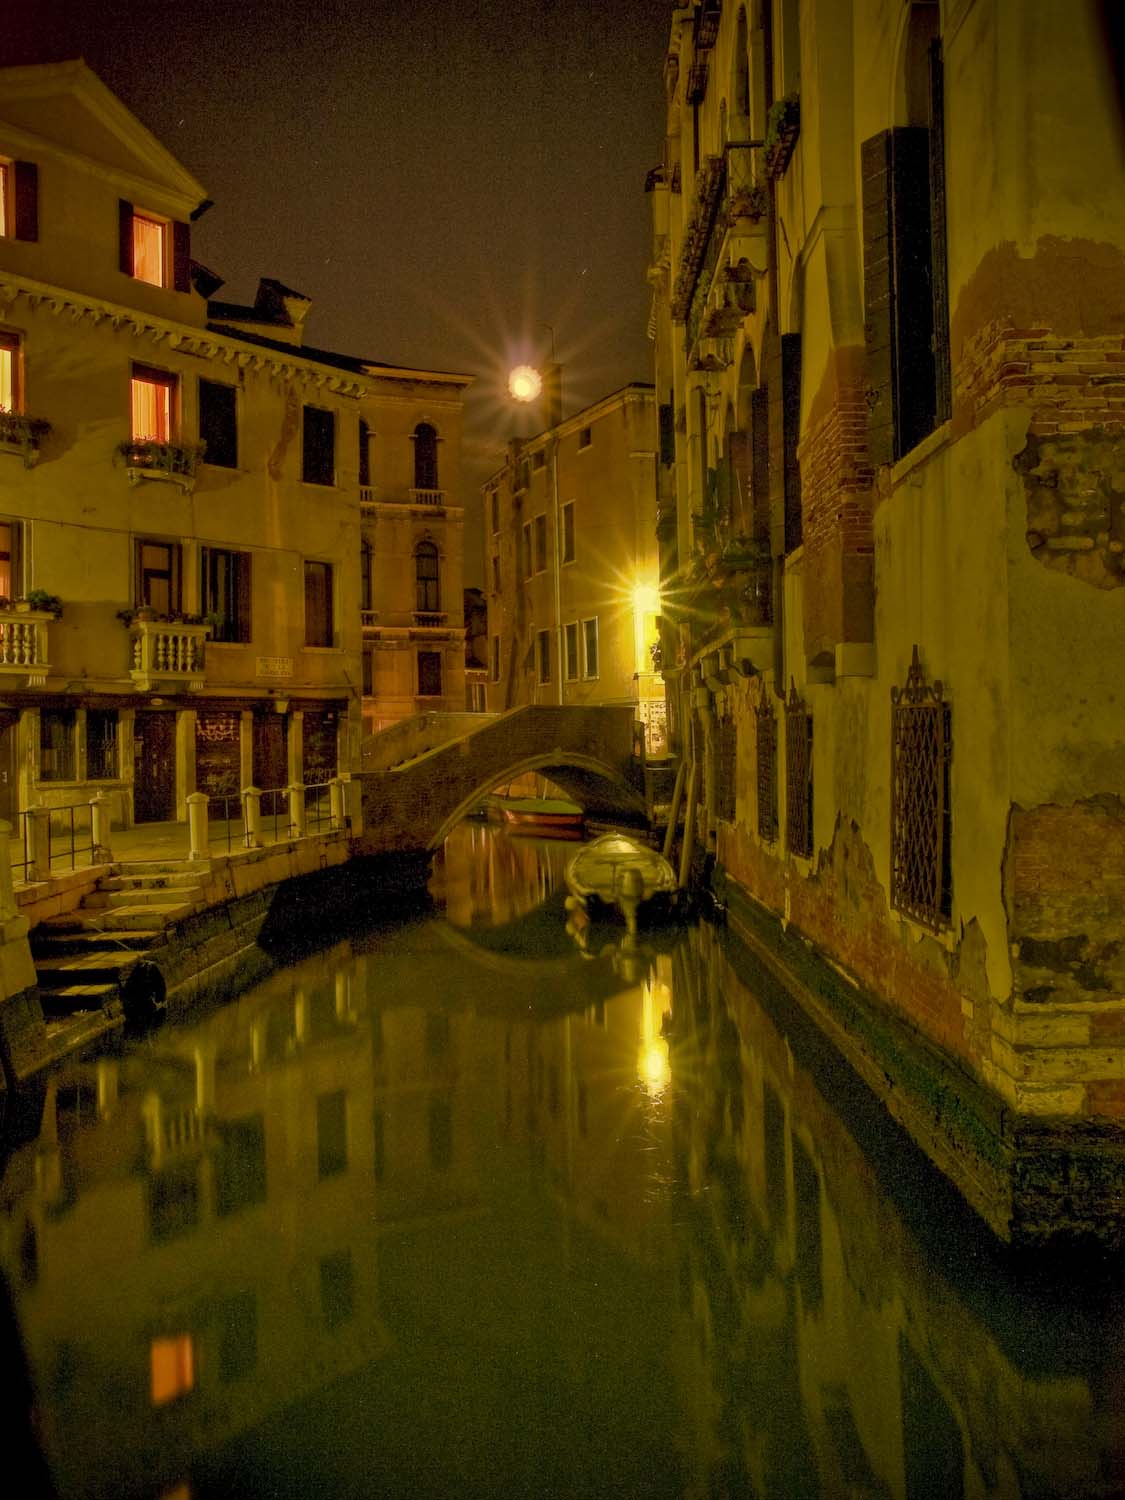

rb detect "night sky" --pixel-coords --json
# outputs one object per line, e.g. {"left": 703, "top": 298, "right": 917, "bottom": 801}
{"left": 4, "top": 0, "right": 668, "bottom": 582}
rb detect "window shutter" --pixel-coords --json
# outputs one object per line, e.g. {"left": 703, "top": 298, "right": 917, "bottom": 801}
{"left": 173, "top": 220, "right": 191, "bottom": 292}
{"left": 750, "top": 386, "right": 770, "bottom": 541}
{"left": 928, "top": 40, "right": 952, "bottom": 425}
{"left": 781, "top": 334, "right": 802, "bottom": 554}
{"left": 862, "top": 132, "right": 895, "bottom": 467}
{"left": 728, "top": 429, "right": 750, "bottom": 536}
{"left": 237, "top": 550, "right": 252, "bottom": 641}
{"left": 118, "top": 199, "right": 134, "bottom": 275}
{"left": 13, "top": 161, "right": 38, "bottom": 241}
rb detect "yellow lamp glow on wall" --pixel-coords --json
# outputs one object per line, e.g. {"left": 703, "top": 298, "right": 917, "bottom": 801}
{"left": 508, "top": 365, "right": 543, "bottom": 403}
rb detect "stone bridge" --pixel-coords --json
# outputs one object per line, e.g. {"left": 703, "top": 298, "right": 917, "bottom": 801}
{"left": 354, "top": 705, "right": 649, "bottom": 855}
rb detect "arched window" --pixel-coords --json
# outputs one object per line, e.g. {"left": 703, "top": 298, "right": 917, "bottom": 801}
{"left": 413, "top": 422, "right": 439, "bottom": 491}
{"left": 415, "top": 541, "right": 440, "bottom": 612}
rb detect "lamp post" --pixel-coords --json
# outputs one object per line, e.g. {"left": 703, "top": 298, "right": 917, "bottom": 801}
{"left": 508, "top": 351, "right": 564, "bottom": 707}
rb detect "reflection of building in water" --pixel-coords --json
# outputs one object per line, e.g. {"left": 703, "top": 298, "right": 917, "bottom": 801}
{"left": 666, "top": 923, "right": 1122, "bottom": 1500}
{"left": 0, "top": 946, "right": 381, "bottom": 1500}
{"left": 431, "top": 821, "right": 573, "bottom": 928}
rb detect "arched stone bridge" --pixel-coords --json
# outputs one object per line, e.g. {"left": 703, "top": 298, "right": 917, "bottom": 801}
{"left": 354, "top": 705, "right": 648, "bottom": 855}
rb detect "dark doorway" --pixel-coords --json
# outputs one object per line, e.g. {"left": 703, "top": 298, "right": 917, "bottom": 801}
{"left": 253, "top": 712, "right": 288, "bottom": 819}
{"left": 0, "top": 712, "right": 17, "bottom": 825}
{"left": 133, "top": 711, "right": 176, "bottom": 823}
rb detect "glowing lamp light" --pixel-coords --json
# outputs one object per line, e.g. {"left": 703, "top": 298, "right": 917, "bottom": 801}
{"left": 508, "top": 365, "right": 543, "bottom": 403}
{"left": 632, "top": 582, "right": 660, "bottom": 616}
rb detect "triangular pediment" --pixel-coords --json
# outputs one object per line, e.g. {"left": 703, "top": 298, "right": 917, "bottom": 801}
{"left": 0, "top": 59, "right": 206, "bottom": 211}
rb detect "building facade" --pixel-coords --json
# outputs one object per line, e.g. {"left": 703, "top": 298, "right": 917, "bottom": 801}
{"left": 648, "top": 0, "right": 1125, "bottom": 1182}
{"left": 0, "top": 60, "right": 469, "bottom": 833}
{"left": 482, "top": 383, "right": 667, "bottom": 753}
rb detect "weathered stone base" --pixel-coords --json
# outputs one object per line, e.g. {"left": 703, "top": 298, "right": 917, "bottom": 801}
{"left": 723, "top": 875, "right": 1125, "bottom": 1249}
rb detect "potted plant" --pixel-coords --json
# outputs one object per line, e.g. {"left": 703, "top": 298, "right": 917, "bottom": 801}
{"left": 23, "top": 589, "right": 63, "bottom": 617}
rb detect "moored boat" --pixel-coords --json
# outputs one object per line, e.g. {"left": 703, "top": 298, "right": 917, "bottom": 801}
{"left": 565, "top": 831, "right": 679, "bottom": 933}
{"left": 490, "top": 795, "right": 585, "bottom": 837}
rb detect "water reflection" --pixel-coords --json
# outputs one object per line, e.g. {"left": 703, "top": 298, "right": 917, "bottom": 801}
{"left": 0, "top": 826, "right": 1122, "bottom": 1498}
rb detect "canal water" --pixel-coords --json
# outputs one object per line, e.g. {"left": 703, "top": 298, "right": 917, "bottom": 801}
{"left": 2, "top": 822, "right": 1124, "bottom": 1500}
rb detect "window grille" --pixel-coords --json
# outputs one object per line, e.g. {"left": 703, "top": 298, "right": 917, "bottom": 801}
{"left": 755, "top": 692, "right": 778, "bottom": 842}
{"left": 714, "top": 713, "right": 736, "bottom": 824}
{"left": 785, "top": 681, "right": 813, "bottom": 857}
{"left": 890, "top": 645, "right": 952, "bottom": 929}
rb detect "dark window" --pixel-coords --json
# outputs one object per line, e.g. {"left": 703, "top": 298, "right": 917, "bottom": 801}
{"left": 147, "top": 1164, "right": 200, "bottom": 1244}
{"left": 658, "top": 403, "right": 675, "bottom": 466}
{"left": 213, "top": 1116, "right": 267, "bottom": 1216}
{"left": 418, "top": 650, "right": 442, "bottom": 697}
{"left": 302, "top": 406, "right": 335, "bottom": 486}
{"left": 491, "top": 554, "right": 501, "bottom": 593}
{"left": 891, "top": 646, "right": 952, "bottom": 928}
{"left": 358, "top": 417, "right": 371, "bottom": 487}
{"left": 136, "top": 538, "right": 182, "bottom": 614}
{"left": 201, "top": 546, "right": 251, "bottom": 643}
{"left": 2, "top": 160, "right": 38, "bottom": 242}
{"left": 317, "top": 1091, "right": 348, "bottom": 1179}
{"left": 360, "top": 540, "right": 373, "bottom": 611}
{"left": 217, "top": 1292, "right": 257, "bottom": 1384}
{"left": 532, "top": 450, "right": 546, "bottom": 471}
{"left": 490, "top": 490, "right": 499, "bottom": 533}
{"left": 536, "top": 629, "right": 550, "bottom": 684}
{"left": 428, "top": 1096, "right": 453, "bottom": 1171}
{"left": 578, "top": 426, "right": 592, "bottom": 449}
{"left": 522, "top": 522, "right": 532, "bottom": 580}
{"left": 534, "top": 514, "right": 547, "bottom": 573}
{"left": 756, "top": 694, "right": 778, "bottom": 842}
{"left": 582, "top": 617, "right": 598, "bottom": 679}
{"left": 319, "top": 1251, "right": 355, "bottom": 1329}
{"left": 304, "top": 560, "right": 333, "bottom": 646}
{"left": 415, "top": 542, "right": 440, "bottom": 612}
{"left": 562, "top": 502, "right": 575, "bottom": 564}
{"left": 199, "top": 380, "right": 237, "bottom": 468}
{"left": 362, "top": 646, "right": 374, "bottom": 697}
{"left": 715, "top": 714, "right": 737, "bottom": 824}
{"left": 40, "top": 709, "right": 75, "bottom": 781}
{"left": 785, "top": 686, "right": 814, "bottom": 857}
{"left": 86, "top": 709, "right": 118, "bottom": 780}
{"left": 565, "top": 621, "right": 579, "bottom": 681}
{"left": 413, "top": 422, "right": 438, "bottom": 490}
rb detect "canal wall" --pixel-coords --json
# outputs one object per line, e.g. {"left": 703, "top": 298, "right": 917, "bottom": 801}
{"left": 719, "top": 873, "right": 1125, "bottom": 1248}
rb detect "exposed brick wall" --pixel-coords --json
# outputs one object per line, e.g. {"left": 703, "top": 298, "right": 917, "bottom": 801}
{"left": 796, "top": 345, "right": 875, "bottom": 661}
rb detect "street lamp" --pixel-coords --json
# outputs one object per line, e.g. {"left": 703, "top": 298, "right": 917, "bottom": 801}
{"left": 508, "top": 365, "right": 542, "bottom": 404}
{"left": 506, "top": 351, "right": 564, "bottom": 707}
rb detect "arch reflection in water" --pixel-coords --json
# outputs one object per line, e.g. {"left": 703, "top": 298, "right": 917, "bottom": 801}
{"left": 0, "top": 827, "right": 1122, "bottom": 1498}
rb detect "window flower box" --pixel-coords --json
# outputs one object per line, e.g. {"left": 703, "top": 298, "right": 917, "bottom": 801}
{"left": 0, "top": 411, "right": 51, "bottom": 468}
{"left": 117, "top": 438, "right": 205, "bottom": 492}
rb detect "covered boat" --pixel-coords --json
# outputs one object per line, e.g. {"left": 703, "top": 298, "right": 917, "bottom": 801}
{"left": 564, "top": 832, "right": 679, "bottom": 933}
{"left": 495, "top": 795, "right": 584, "bottom": 837}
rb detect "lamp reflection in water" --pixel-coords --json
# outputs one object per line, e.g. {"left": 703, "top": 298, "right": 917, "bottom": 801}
{"left": 637, "top": 970, "right": 672, "bottom": 1097}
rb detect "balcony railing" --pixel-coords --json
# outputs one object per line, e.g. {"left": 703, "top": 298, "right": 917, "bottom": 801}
{"left": 0, "top": 608, "right": 52, "bottom": 683}
{"left": 413, "top": 611, "right": 448, "bottom": 628}
{"left": 361, "top": 609, "right": 379, "bottom": 629}
{"left": 409, "top": 488, "right": 445, "bottom": 506}
{"left": 118, "top": 439, "right": 204, "bottom": 492}
{"left": 129, "top": 618, "right": 208, "bottom": 690}
{"left": 0, "top": 411, "right": 51, "bottom": 469}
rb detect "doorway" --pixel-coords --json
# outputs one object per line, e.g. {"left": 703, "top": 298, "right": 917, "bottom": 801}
{"left": 253, "top": 712, "right": 288, "bottom": 820}
{"left": 133, "top": 711, "right": 176, "bottom": 823}
{"left": 0, "top": 712, "right": 17, "bottom": 825}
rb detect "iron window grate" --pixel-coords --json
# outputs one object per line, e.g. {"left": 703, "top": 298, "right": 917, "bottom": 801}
{"left": 890, "top": 646, "right": 952, "bottom": 929}
{"left": 785, "top": 682, "right": 813, "bottom": 857}
{"left": 756, "top": 692, "right": 778, "bottom": 843}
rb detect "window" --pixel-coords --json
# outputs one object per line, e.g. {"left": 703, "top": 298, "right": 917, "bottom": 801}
{"left": 490, "top": 634, "right": 501, "bottom": 682}
{"left": 358, "top": 417, "right": 371, "bottom": 487}
{"left": 362, "top": 646, "right": 374, "bottom": 697}
{"left": 131, "top": 364, "right": 177, "bottom": 442}
{"left": 491, "top": 554, "right": 501, "bottom": 593}
{"left": 756, "top": 694, "right": 778, "bottom": 842}
{"left": 150, "top": 1335, "right": 194, "bottom": 1406}
{"left": 302, "top": 405, "right": 335, "bottom": 485}
{"left": 136, "top": 538, "right": 182, "bottom": 614}
{"left": 360, "top": 540, "right": 373, "bottom": 611}
{"left": 565, "top": 621, "right": 579, "bottom": 681}
{"left": 490, "top": 490, "right": 500, "bottom": 533}
{"left": 317, "top": 1091, "right": 348, "bottom": 1179}
{"left": 413, "top": 421, "right": 438, "bottom": 490}
{"left": 119, "top": 200, "right": 189, "bottom": 291}
{"left": 522, "top": 521, "right": 532, "bottom": 580}
{"left": 534, "top": 514, "right": 547, "bottom": 573}
{"left": 40, "top": 709, "right": 75, "bottom": 781}
{"left": 87, "top": 709, "right": 118, "bottom": 781}
{"left": 890, "top": 646, "right": 952, "bottom": 928}
{"left": 0, "top": 159, "right": 37, "bottom": 242}
{"left": 304, "top": 560, "right": 334, "bottom": 646}
{"left": 428, "top": 1096, "right": 453, "bottom": 1171}
{"left": 0, "top": 332, "right": 20, "bottom": 413}
{"left": 785, "top": 687, "right": 813, "bottom": 857}
{"left": 715, "top": 714, "right": 737, "bottom": 824}
{"left": 861, "top": 19, "right": 950, "bottom": 463}
{"left": 418, "top": 650, "right": 442, "bottom": 697}
{"left": 469, "top": 681, "right": 486, "bottom": 712}
{"left": 582, "top": 617, "right": 598, "bottom": 679}
{"left": 532, "top": 450, "right": 546, "bottom": 471}
{"left": 536, "top": 629, "right": 550, "bottom": 684}
{"left": 319, "top": 1251, "right": 355, "bottom": 1329}
{"left": 0, "top": 520, "right": 24, "bottom": 599}
{"left": 578, "top": 426, "right": 592, "bottom": 450}
{"left": 199, "top": 380, "right": 237, "bottom": 468}
{"left": 415, "top": 542, "right": 440, "bottom": 612}
{"left": 201, "top": 546, "right": 251, "bottom": 643}
{"left": 562, "top": 501, "right": 575, "bottom": 564}
{"left": 217, "top": 1293, "right": 257, "bottom": 1385}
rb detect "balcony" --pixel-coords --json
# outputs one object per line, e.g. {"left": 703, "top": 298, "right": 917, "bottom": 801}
{"left": 0, "top": 411, "right": 51, "bottom": 469}
{"left": 129, "top": 618, "right": 207, "bottom": 691}
{"left": 361, "top": 609, "right": 379, "bottom": 630}
{"left": 0, "top": 607, "right": 52, "bottom": 685}
{"left": 409, "top": 488, "right": 445, "bottom": 507}
{"left": 118, "top": 439, "right": 204, "bottom": 493}
{"left": 412, "top": 611, "right": 448, "bottom": 629}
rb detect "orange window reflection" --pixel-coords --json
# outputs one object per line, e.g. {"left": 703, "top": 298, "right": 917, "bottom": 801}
{"left": 133, "top": 213, "right": 165, "bottom": 286}
{"left": 150, "top": 1334, "right": 194, "bottom": 1405}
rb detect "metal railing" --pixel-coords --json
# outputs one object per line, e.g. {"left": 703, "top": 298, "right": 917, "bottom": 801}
{"left": 10, "top": 799, "right": 101, "bottom": 883}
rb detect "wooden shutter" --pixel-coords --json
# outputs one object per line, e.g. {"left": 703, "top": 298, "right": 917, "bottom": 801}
{"left": 118, "top": 199, "right": 134, "bottom": 275}
{"left": 929, "top": 40, "right": 952, "bottom": 425}
{"left": 13, "top": 161, "right": 38, "bottom": 241}
{"left": 781, "top": 334, "right": 802, "bottom": 554}
{"left": 862, "top": 133, "right": 895, "bottom": 467}
{"left": 750, "top": 386, "right": 770, "bottom": 541}
{"left": 173, "top": 220, "right": 191, "bottom": 292}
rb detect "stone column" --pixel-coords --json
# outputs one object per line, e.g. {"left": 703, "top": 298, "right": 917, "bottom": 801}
{"left": 26, "top": 807, "right": 50, "bottom": 883}
{"left": 90, "top": 792, "right": 113, "bottom": 864}
{"left": 186, "top": 791, "right": 209, "bottom": 861}
{"left": 242, "top": 786, "right": 263, "bottom": 849}
{"left": 288, "top": 782, "right": 307, "bottom": 839}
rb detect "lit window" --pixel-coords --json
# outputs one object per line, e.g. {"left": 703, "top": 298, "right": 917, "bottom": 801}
{"left": 562, "top": 502, "right": 575, "bottom": 564}
{"left": 536, "top": 629, "right": 550, "bottom": 684}
{"left": 131, "top": 364, "right": 176, "bottom": 442}
{"left": 151, "top": 1334, "right": 194, "bottom": 1406}
{"left": 0, "top": 161, "right": 8, "bottom": 237}
{"left": 133, "top": 212, "right": 165, "bottom": 287}
{"left": 0, "top": 520, "right": 23, "bottom": 600}
{"left": 0, "top": 158, "right": 37, "bottom": 242}
{"left": 582, "top": 617, "right": 598, "bottom": 679}
{"left": 0, "top": 332, "right": 19, "bottom": 412}
{"left": 565, "top": 621, "right": 579, "bottom": 681}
